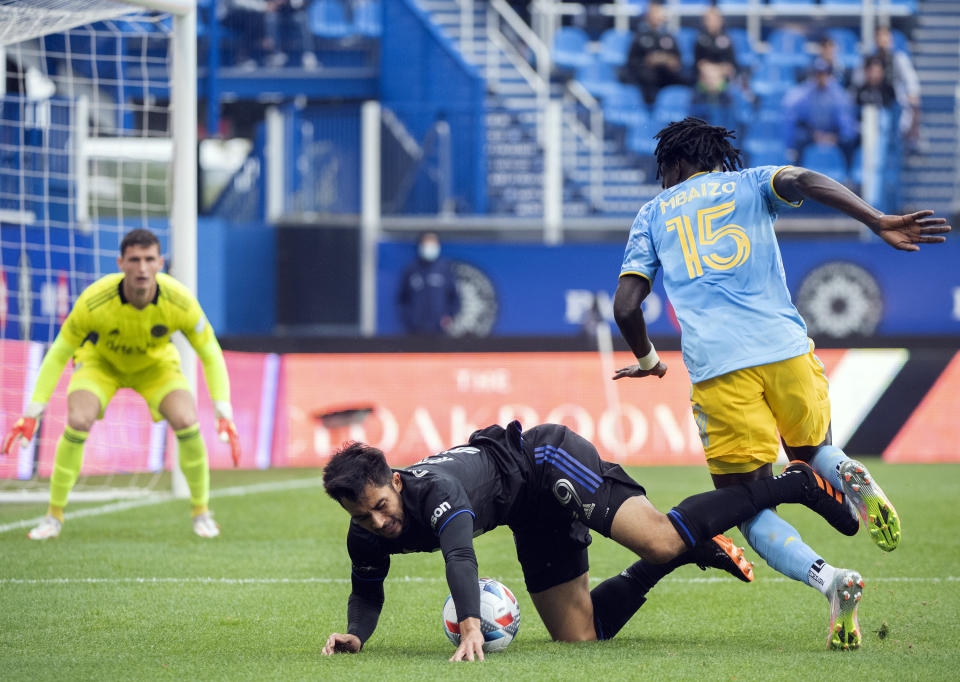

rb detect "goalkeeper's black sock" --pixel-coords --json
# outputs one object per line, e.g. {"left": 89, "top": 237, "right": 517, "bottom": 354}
{"left": 591, "top": 554, "right": 688, "bottom": 640}
{"left": 667, "top": 470, "right": 808, "bottom": 549}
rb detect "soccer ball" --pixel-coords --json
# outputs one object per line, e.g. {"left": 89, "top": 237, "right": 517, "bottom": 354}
{"left": 442, "top": 577, "right": 520, "bottom": 653}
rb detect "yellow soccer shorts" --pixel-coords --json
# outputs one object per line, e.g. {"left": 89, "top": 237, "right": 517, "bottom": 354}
{"left": 690, "top": 347, "right": 831, "bottom": 475}
{"left": 68, "top": 357, "right": 192, "bottom": 422}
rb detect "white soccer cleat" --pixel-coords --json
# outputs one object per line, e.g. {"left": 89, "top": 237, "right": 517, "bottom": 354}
{"left": 838, "top": 459, "right": 901, "bottom": 551}
{"left": 827, "top": 568, "right": 864, "bottom": 650}
{"left": 192, "top": 512, "right": 220, "bottom": 538}
{"left": 28, "top": 515, "right": 62, "bottom": 540}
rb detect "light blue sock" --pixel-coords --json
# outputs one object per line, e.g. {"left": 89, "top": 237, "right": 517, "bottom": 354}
{"left": 810, "top": 444, "right": 851, "bottom": 491}
{"left": 740, "top": 509, "right": 822, "bottom": 584}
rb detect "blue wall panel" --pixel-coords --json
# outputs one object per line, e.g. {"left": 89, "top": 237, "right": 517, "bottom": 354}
{"left": 377, "top": 238, "right": 960, "bottom": 338}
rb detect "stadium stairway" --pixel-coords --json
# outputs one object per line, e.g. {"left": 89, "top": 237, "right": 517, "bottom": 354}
{"left": 415, "top": 0, "right": 655, "bottom": 217}
{"left": 902, "top": 0, "right": 959, "bottom": 215}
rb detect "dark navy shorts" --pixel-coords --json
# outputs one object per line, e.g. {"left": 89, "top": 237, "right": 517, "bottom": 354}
{"left": 510, "top": 423, "right": 646, "bottom": 593}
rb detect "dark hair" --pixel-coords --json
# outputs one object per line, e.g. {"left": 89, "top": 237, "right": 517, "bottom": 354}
{"left": 864, "top": 54, "right": 885, "bottom": 70}
{"left": 654, "top": 117, "right": 743, "bottom": 181}
{"left": 120, "top": 228, "right": 161, "bottom": 256}
{"left": 322, "top": 442, "right": 394, "bottom": 503}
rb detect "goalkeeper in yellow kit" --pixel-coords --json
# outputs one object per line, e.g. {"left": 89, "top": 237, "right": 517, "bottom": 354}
{"left": 1, "top": 229, "right": 240, "bottom": 539}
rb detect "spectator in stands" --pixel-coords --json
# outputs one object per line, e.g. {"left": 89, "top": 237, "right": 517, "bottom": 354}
{"left": 861, "top": 25, "right": 921, "bottom": 146}
{"left": 855, "top": 55, "right": 897, "bottom": 110}
{"left": 397, "top": 232, "right": 461, "bottom": 336}
{"left": 784, "top": 58, "right": 858, "bottom": 169}
{"left": 620, "top": 1, "right": 686, "bottom": 106}
{"left": 816, "top": 36, "right": 851, "bottom": 89}
{"left": 694, "top": 7, "right": 737, "bottom": 81}
{"left": 263, "top": 0, "right": 318, "bottom": 69}
{"left": 221, "top": 0, "right": 269, "bottom": 69}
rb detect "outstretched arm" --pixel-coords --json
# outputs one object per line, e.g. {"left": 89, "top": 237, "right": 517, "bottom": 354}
{"left": 437, "top": 511, "right": 485, "bottom": 662}
{"left": 773, "top": 166, "right": 951, "bottom": 251}
{"left": 611, "top": 274, "right": 667, "bottom": 380}
{"left": 322, "top": 544, "right": 389, "bottom": 655}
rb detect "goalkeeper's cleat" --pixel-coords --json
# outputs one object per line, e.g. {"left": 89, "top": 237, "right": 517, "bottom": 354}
{"left": 827, "top": 569, "right": 863, "bottom": 650}
{"left": 192, "top": 512, "right": 220, "bottom": 539}
{"left": 838, "top": 460, "right": 900, "bottom": 552}
{"left": 27, "top": 515, "right": 62, "bottom": 540}
{"left": 693, "top": 534, "right": 754, "bottom": 583}
{"left": 784, "top": 460, "right": 860, "bottom": 537}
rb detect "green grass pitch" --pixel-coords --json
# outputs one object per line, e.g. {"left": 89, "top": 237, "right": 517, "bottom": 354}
{"left": 1, "top": 461, "right": 958, "bottom": 681}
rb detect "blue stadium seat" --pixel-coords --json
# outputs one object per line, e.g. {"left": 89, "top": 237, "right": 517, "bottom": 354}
{"left": 767, "top": 28, "right": 808, "bottom": 59}
{"left": 553, "top": 26, "right": 592, "bottom": 71}
{"left": 309, "top": 0, "right": 352, "bottom": 39}
{"left": 727, "top": 27, "right": 756, "bottom": 70}
{"left": 801, "top": 143, "right": 848, "bottom": 182}
{"left": 675, "top": 26, "right": 698, "bottom": 70}
{"left": 626, "top": 118, "right": 660, "bottom": 156}
{"left": 354, "top": 0, "right": 382, "bottom": 37}
{"left": 750, "top": 59, "right": 797, "bottom": 98}
{"left": 603, "top": 83, "right": 647, "bottom": 128}
{"left": 598, "top": 29, "right": 633, "bottom": 67}
{"left": 652, "top": 84, "right": 692, "bottom": 123}
{"left": 744, "top": 136, "right": 788, "bottom": 167}
{"left": 575, "top": 58, "right": 621, "bottom": 100}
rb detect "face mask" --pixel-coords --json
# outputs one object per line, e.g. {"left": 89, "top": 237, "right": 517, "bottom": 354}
{"left": 419, "top": 242, "right": 440, "bottom": 262}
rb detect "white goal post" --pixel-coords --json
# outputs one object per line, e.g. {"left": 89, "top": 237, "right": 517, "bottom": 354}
{"left": 0, "top": 0, "right": 196, "bottom": 500}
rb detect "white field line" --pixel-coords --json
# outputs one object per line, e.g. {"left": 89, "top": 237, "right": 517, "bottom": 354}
{"left": 0, "top": 476, "right": 325, "bottom": 534}
{"left": 0, "top": 576, "right": 957, "bottom": 586}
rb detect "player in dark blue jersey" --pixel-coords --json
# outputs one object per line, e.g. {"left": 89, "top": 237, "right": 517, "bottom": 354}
{"left": 320, "top": 420, "right": 856, "bottom": 661}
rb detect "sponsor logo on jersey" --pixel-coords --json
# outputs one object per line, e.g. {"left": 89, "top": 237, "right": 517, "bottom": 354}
{"left": 430, "top": 501, "right": 451, "bottom": 528}
{"left": 109, "top": 328, "right": 119, "bottom": 335}
{"left": 414, "top": 455, "right": 456, "bottom": 466}
{"left": 151, "top": 324, "right": 169, "bottom": 337}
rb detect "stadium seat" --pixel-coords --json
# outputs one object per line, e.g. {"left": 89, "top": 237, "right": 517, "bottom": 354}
{"left": 575, "top": 58, "right": 621, "bottom": 100}
{"left": 598, "top": 29, "right": 633, "bottom": 67}
{"left": 744, "top": 136, "right": 788, "bottom": 167}
{"left": 626, "top": 118, "right": 660, "bottom": 156}
{"left": 309, "top": 0, "right": 352, "bottom": 39}
{"left": 652, "top": 84, "right": 692, "bottom": 123}
{"left": 727, "top": 27, "right": 756, "bottom": 70}
{"left": 675, "top": 26, "right": 698, "bottom": 71}
{"left": 766, "top": 28, "right": 808, "bottom": 60}
{"left": 552, "top": 26, "right": 592, "bottom": 71}
{"left": 602, "top": 83, "right": 647, "bottom": 128}
{"left": 353, "top": 0, "right": 382, "bottom": 37}
{"left": 800, "top": 143, "right": 848, "bottom": 182}
{"left": 750, "top": 59, "right": 796, "bottom": 98}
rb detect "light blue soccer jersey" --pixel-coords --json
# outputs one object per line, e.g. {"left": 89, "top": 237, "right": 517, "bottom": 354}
{"left": 620, "top": 166, "right": 811, "bottom": 383}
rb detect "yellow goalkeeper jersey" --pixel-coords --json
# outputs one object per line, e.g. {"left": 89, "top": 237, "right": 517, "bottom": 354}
{"left": 60, "top": 272, "right": 213, "bottom": 374}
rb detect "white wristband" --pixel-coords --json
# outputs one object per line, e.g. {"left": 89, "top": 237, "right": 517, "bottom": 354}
{"left": 213, "top": 401, "right": 233, "bottom": 421}
{"left": 636, "top": 344, "right": 660, "bottom": 371}
{"left": 25, "top": 401, "right": 46, "bottom": 420}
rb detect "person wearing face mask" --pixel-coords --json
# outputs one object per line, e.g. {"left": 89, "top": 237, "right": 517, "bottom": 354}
{"left": 396, "top": 231, "right": 461, "bottom": 336}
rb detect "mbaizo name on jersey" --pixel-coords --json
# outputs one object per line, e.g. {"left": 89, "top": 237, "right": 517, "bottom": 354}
{"left": 660, "top": 179, "right": 737, "bottom": 214}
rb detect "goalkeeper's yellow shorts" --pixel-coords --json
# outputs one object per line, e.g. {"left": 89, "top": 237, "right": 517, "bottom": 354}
{"left": 68, "top": 356, "right": 191, "bottom": 422}
{"left": 690, "top": 346, "right": 831, "bottom": 475}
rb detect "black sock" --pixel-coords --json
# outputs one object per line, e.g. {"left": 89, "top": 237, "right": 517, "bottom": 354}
{"left": 667, "top": 470, "right": 808, "bottom": 548}
{"left": 590, "top": 553, "right": 690, "bottom": 640}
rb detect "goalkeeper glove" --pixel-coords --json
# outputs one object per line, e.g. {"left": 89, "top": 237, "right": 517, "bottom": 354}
{"left": 1, "top": 402, "right": 45, "bottom": 455}
{"left": 214, "top": 401, "right": 241, "bottom": 467}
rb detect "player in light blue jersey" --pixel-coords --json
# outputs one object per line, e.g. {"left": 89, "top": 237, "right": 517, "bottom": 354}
{"left": 611, "top": 118, "right": 951, "bottom": 649}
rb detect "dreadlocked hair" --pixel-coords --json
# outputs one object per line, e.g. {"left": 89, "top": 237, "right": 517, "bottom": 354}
{"left": 654, "top": 117, "right": 744, "bottom": 180}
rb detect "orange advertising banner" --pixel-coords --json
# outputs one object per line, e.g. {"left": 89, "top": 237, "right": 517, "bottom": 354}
{"left": 278, "top": 350, "right": 841, "bottom": 468}
{"left": 884, "top": 351, "right": 960, "bottom": 463}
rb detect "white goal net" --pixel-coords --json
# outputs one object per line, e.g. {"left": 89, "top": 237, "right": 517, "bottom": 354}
{"left": 0, "top": 0, "right": 196, "bottom": 501}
